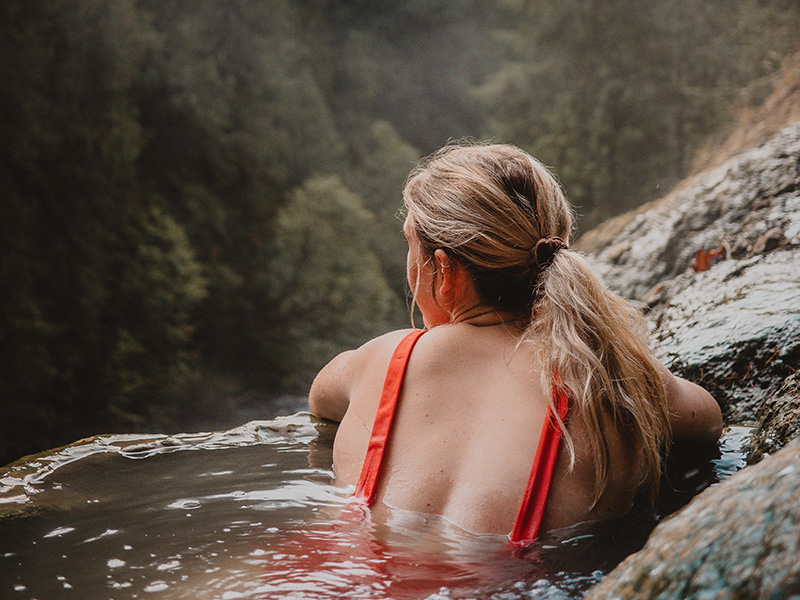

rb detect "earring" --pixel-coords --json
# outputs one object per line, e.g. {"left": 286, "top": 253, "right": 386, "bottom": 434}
{"left": 439, "top": 262, "right": 452, "bottom": 274}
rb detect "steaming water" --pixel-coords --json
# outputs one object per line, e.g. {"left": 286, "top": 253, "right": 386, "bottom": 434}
{"left": 0, "top": 415, "right": 749, "bottom": 599}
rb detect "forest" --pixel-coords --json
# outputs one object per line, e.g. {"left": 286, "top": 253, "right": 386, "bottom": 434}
{"left": 1, "top": 0, "right": 799, "bottom": 465}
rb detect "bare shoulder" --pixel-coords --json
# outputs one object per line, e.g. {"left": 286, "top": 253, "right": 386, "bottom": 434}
{"left": 657, "top": 361, "right": 723, "bottom": 443}
{"left": 309, "top": 329, "right": 417, "bottom": 422}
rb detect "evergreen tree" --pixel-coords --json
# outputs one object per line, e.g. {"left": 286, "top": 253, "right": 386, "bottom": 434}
{"left": 135, "top": 0, "right": 348, "bottom": 387}
{"left": 267, "top": 176, "right": 400, "bottom": 390}
{"left": 0, "top": 0, "right": 206, "bottom": 462}
{"left": 349, "top": 120, "right": 421, "bottom": 303}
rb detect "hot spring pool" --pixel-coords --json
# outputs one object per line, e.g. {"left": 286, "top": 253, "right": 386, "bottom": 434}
{"left": 0, "top": 414, "right": 749, "bottom": 599}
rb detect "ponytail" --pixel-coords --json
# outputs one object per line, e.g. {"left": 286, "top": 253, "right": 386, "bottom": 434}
{"left": 526, "top": 250, "right": 671, "bottom": 505}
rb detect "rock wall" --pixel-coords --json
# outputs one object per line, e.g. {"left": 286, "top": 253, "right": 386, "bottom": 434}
{"left": 577, "top": 120, "right": 800, "bottom": 424}
{"left": 576, "top": 120, "right": 800, "bottom": 299}
{"left": 745, "top": 370, "right": 800, "bottom": 464}
{"left": 580, "top": 121, "right": 800, "bottom": 599}
{"left": 648, "top": 249, "right": 800, "bottom": 422}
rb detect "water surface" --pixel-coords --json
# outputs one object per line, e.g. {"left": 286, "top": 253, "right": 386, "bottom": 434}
{"left": 0, "top": 416, "right": 749, "bottom": 599}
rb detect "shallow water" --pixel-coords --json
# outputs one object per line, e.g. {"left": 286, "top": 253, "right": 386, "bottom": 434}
{"left": 0, "top": 416, "right": 750, "bottom": 600}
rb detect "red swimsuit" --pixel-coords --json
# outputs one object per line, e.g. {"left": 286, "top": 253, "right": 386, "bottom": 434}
{"left": 353, "top": 329, "right": 570, "bottom": 547}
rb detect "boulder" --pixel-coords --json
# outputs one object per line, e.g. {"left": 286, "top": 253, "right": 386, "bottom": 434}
{"left": 578, "top": 120, "right": 800, "bottom": 600}
{"left": 576, "top": 120, "right": 800, "bottom": 424}
{"left": 583, "top": 437, "right": 800, "bottom": 600}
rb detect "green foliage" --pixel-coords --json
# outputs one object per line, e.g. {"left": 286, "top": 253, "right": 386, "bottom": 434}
{"left": 134, "top": 0, "right": 350, "bottom": 385}
{"left": 0, "top": 0, "right": 206, "bottom": 462}
{"left": 349, "top": 121, "right": 421, "bottom": 300}
{"left": 2, "top": 0, "right": 799, "bottom": 464}
{"left": 110, "top": 205, "right": 207, "bottom": 426}
{"left": 267, "top": 176, "right": 403, "bottom": 390}
{"left": 481, "top": 0, "right": 800, "bottom": 230}
{"left": 297, "top": 0, "right": 504, "bottom": 154}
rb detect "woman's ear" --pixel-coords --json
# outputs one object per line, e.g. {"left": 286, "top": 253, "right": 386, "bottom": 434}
{"left": 433, "top": 248, "right": 456, "bottom": 303}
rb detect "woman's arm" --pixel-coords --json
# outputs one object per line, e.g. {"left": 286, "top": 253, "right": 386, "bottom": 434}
{"left": 309, "top": 350, "right": 356, "bottom": 423}
{"left": 657, "top": 361, "right": 723, "bottom": 443}
{"left": 309, "top": 329, "right": 416, "bottom": 423}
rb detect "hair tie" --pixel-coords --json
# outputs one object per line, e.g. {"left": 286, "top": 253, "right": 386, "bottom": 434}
{"left": 530, "top": 236, "right": 567, "bottom": 271}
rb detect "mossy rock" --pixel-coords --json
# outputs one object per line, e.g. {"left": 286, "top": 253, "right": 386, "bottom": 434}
{"left": 584, "top": 437, "right": 800, "bottom": 600}
{"left": 746, "top": 371, "right": 800, "bottom": 464}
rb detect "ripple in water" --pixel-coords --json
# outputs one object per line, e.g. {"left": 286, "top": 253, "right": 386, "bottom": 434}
{"left": 0, "top": 415, "right": 750, "bottom": 599}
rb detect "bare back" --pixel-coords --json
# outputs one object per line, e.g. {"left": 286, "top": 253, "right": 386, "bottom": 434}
{"left": 326, "top": 323, "right": 645, "bottom": 536}
{"left": 310, "top": 142, "right": 722, "bottom": 540}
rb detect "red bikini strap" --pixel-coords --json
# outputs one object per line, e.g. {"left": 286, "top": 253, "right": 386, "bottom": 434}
{"left": 354, "top": 329, "right": 427, "bottom": 505}
{"left": 509, "top": 378, "right": 570, "bottom": 547}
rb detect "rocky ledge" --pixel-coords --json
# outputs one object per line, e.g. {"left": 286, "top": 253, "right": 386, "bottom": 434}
{"left": 579, "top": 121, "right": 800, "bottom": 598}
{"left": 577, "top": 119, "right": 800, "bottom": 435}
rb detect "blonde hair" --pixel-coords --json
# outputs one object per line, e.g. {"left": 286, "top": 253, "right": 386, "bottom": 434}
{"left": 402, "top": 141, "right": 670, "bottom": 504}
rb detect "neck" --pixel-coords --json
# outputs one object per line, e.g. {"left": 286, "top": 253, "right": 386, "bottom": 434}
{"left": 449, "top": 303, "right": 524, "bottom": 328}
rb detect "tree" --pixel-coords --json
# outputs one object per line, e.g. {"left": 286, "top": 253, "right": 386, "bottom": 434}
{"left": 135, "top": 0, "right": 348, "bottom": 384}
{"left": 267, "top": 176, "right": 402, "bottom": 390}
{"left": 296, "top": 0, "right": 501, "bottom": 156}
{"left": 481, "top": 0, "right": 800, "bottom": 230}
{"left": 349, "top": 120, "right": 421, "bottom": 302}
{"left": 109, "top": 205, "right": 207, "bottom": 428}
{"left": 0, "top": 0, "right": 206, "bottom": 462}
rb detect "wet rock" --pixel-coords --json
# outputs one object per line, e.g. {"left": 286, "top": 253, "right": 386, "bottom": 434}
{"left": 745, "top": 371, "right": 800, "bottom": 464}
{"left": 578, "top": 120, "right": 800, "bottom": 301}
{"left": 575, "top": 120, "right": 800, "bottom": 600}
{"left": 577, "top": 121, "right": 800, "bottom": 423}
{"left": 648, "top": 250, "right": 800, "bottom": 422}
{"left": 583, "top": 437, "right": 800, "bottom": 600}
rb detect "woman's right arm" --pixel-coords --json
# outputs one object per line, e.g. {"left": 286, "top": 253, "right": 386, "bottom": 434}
{"left": 657, "top": 362, "right": 723, "bottom": 443}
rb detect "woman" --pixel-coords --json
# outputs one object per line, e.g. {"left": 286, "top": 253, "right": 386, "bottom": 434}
{"left": 309, "top": 142, "right": 721, "bottom": 546}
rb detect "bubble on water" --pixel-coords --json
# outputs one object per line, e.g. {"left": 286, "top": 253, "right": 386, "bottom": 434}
{"left": 144, "top": 581, "right": 169, "bottom": 593}
{"left": 167, "top": 498, "right": 201, "bottom": 510}
{"left": 44, "top": 526, "right": 76, "bottom": 538}
{"left": 110, "top": 581, "right": 133, "bottom": 589}
{"left": 83, "top": 528, "right": 120, "bottom": 543}
{"left": 156, "top": 560, "right": 181, "bottom": 571}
